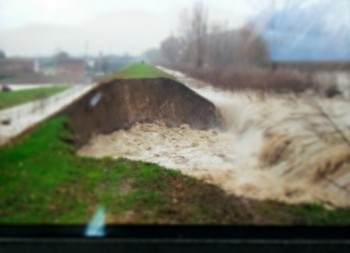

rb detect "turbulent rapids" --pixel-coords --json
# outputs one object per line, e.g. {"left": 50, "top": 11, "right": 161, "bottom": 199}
{"left": 77, "top": 71, "right": 350, "bottom": 208}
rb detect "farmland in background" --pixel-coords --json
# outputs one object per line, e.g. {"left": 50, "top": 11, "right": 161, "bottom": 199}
{"left": 0, "top": 85, "right": 69, "bottom": 110}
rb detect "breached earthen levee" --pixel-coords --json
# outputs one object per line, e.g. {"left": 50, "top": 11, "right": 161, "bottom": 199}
{"left": 61, "top": 77, "right": 222, "bottom": 147}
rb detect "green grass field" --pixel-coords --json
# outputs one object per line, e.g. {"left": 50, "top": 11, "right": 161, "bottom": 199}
{"left": 1, "top": 63, "right": 350, "bottom": 225}
{"left": 108, "top": 62, "right": 171, "bottom": 80}
{"left": 2, "top": 117, "right": 350, "bottom": 225}
{"left": 0, "top": 85, "right": 69, "bottom": 110}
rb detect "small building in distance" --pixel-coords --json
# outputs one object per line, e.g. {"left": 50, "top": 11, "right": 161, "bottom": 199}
{"left": 55, "top": 58, "right": 85, "bottom": 78}
{"left": 0, "top": 58, "right": 36, "bottom": 76}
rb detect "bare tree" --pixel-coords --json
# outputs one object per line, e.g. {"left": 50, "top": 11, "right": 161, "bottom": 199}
{"left": 179, "top": 2, "right": 209, "bottom": 68}
{"left": 159, "top": 1, "right": 269, "bottom": 68}
{"left": 204, "top": 23, "right": 269, "bottom": 67}
{"left": 191, "top": 2, "right": 208, "bottom": 68}
{"left": 237, "top": 23, "right": 270, "bottom": 66}
{"left": 160, "top": 36, "right": 181, "bottom": 64}
{"left": 206, "top": 21, "right": 229, "bottom": 66}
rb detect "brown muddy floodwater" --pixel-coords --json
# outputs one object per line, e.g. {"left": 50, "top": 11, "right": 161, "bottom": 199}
{"left": 78, "top": 79, "right": 350, "bottom": 208}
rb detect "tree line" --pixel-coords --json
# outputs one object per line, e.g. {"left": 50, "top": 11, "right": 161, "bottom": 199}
{"left": 153, "top": 2, "right": 270, "bottom": 69}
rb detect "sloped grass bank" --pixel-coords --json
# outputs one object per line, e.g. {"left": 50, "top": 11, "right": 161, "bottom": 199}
{"left": 1, "top": 117, "right": 350, "bottom": 225}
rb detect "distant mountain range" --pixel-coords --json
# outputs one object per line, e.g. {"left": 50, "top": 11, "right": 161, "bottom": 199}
{"left": 254, "top": 0, "right": 350, "bottom": 61}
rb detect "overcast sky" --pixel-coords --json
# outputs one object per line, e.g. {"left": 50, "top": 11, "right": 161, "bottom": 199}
{"left": 0, "top": 0, "right": 261, "bottom": 56}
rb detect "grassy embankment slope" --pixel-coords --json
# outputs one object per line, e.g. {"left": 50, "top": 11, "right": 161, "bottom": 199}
{"left": 107, "top": 62, "right": 171, "bottom": 79}
{"left": 0, "top": 85, "right": 69, "bottom": 110}
{"left": 1, "top": 62, "right": 350, "bottom": 225}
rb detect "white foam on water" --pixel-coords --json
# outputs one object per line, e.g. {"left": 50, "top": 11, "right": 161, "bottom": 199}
{"left": 78, "top": 70, "right": 350, "bottom": 208}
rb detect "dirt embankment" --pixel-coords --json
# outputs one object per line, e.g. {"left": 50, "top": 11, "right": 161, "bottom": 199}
{"left": 61, "top": 78, "right": 222, "bottom": 148}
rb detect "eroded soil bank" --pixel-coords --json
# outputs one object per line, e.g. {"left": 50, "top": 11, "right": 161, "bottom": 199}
{"left": 61, "top": 78, "right": 222, "bottom": 148}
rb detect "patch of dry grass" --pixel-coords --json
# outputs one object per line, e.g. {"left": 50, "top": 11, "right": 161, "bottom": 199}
{"left": 170, "top": 65, "right": 313, "bottom": 93}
